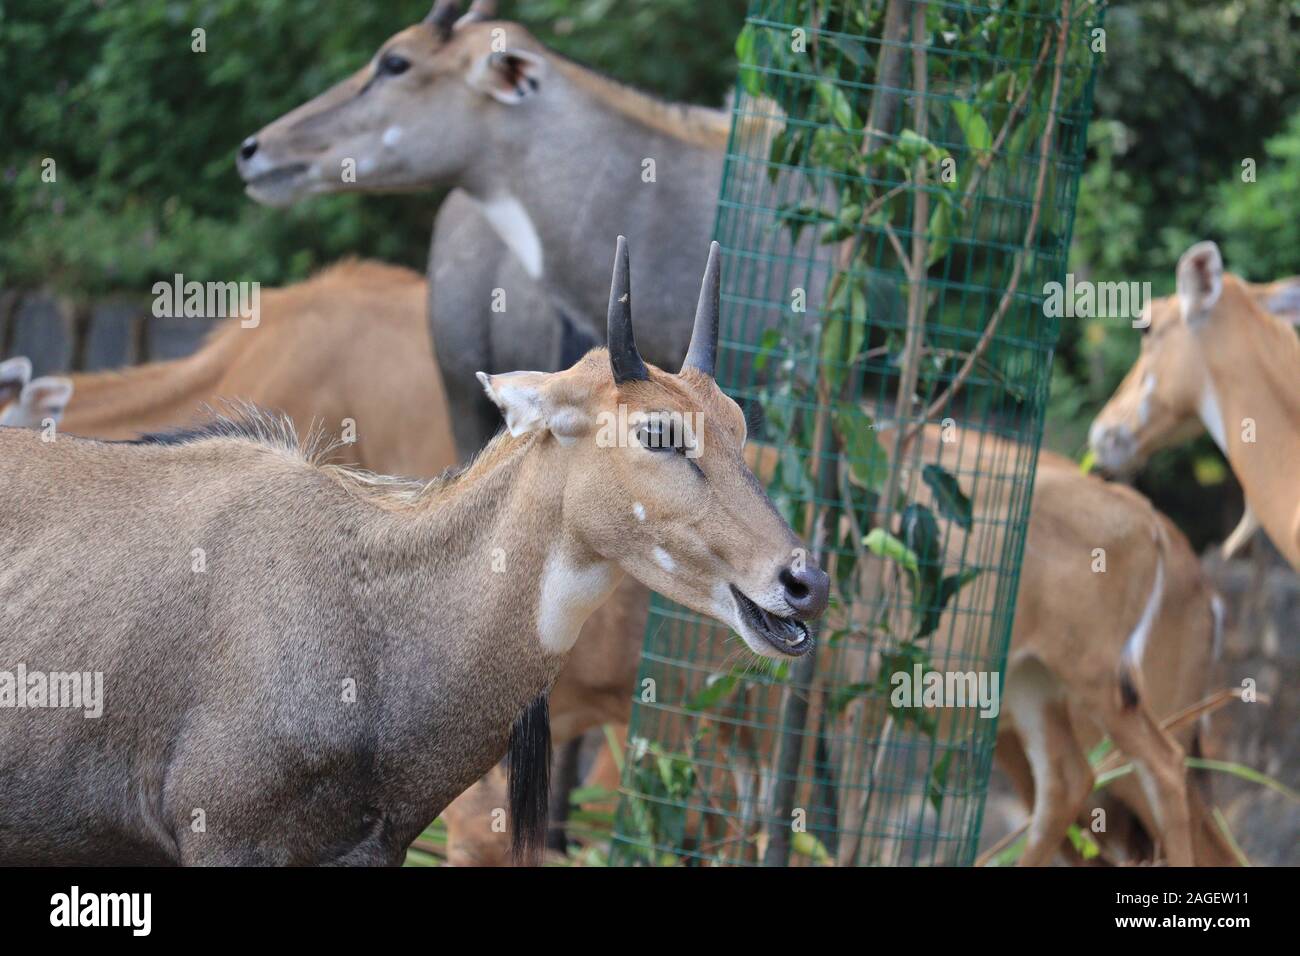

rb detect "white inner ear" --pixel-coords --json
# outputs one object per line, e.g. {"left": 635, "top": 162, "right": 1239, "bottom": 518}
{"left": 1177, "top": 244, "right": 1223, "bottom": 324}
{"left": 466, "top": 50, "right": 545, "bottom": 105}
{"left": 478, "top": 370, "right": 545, "bottom": 435}
{"left": 477, "top": 370, "right": 588, "bottom": 441}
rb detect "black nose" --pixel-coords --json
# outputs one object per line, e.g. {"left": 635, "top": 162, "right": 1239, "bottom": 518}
{"left": 238, "top": 136, "right": 258, "bottom": 162}
{"left": 780, "top": 563, "right": 829, "bottom": 620}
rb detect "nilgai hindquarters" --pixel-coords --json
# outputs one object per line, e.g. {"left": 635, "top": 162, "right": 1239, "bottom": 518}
{"left": 0, "top": 241, "right": 828, "bottom": 865}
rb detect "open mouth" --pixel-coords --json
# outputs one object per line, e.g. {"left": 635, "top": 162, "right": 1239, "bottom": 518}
{"left": 242, "top": 163, "right": 311, "bottom": 204}
{"left": 729, "top": 585, "right": 813, "bottom": 657}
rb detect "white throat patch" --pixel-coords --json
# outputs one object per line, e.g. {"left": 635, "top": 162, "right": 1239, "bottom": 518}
{"left": 1197, "top": 379, "right": 1228, "bottom": 453}
{"left": 536, "top": 551, "right": 618, "bottom": 655}
{"left": 473, "top": 193, "right": 544, "bottom": 280}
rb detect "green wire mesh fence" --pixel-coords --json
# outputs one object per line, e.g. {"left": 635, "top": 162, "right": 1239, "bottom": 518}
{"left": 611, "top": 0, "right": 1104, "bottom": 865}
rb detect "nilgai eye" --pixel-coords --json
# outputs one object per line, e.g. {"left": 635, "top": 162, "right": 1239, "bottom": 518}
{"left": 636, "top": 418, "right": 690, "bottom": 455}
{"left": 379, "top": 53, "right": 411, "bottom": 76}
{"left": 636, "top": 422, "right": 674, "bottom": 453}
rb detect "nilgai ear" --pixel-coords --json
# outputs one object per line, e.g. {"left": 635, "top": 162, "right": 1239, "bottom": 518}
{"left": 1176, "top": 240, "right": 1223, "bottom": 325}
{"left": 467, "top": 50, "right": 545, "bottom": 105}
{"left": 0, "top": 356, "right": 33, "bottom": 405}
{"left": 1253, "top": 277, "right": 1300, "bottom": 325}
{"left": 22, "top": 377, "right": 74, "bottom": 422}
{"left": 477, "top": 370, "right": 589, "bottom": 442}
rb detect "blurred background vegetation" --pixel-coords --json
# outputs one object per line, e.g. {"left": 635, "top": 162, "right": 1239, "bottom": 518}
{"left": 2, "top": 0, "right": 1299, "bottom": 546}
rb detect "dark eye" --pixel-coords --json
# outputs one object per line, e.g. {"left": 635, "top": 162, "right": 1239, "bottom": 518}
{"left": 379, "top": 53, "right": 411, "bottom": 76}
{"left": 636, "top": 421, "right": 677, "bottom": 453}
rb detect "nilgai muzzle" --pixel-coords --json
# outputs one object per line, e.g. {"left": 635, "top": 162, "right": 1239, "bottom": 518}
{"left": 0, "top": 240, "right": 827, "bottom": 865}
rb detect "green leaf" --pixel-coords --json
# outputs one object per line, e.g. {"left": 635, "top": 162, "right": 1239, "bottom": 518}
{"left": 829, "top": 680, "right": 875, "bottom": 716}
{"left": 735, "top": 25, "right": 763, "bottom": 98}
{"left": 900, "top": 503, "right": 941, "bottom": 577}
{"left": 834, "top": 406, "right": 888, "bottom": 492}
{"left": 864, "top": 528, "right": 918, "bottom": 576}
{"left": 1066, "top": 824, "right": 1102, "bottom": 860}
{"left": 753, "top": 327, "right": 782, "bottom": 372}
{"left": 921, "top": 464, "right": 973, "bottom": 530}
{"left": 926, "top": 201, "right": 955, "bottom": 266}
{"left": 951, "top": 100, "right": 992, "bottom": 154}
{"left": 928, "top": 750, "right": 954, "bottom": 813}
{"left": 791, "top": 831, "right": 832, "bottom": 864}
{"left": 568, "top": 785, "right": 617, "bottom": 806}
{"left": 685, "top": 671, "right": 742, "bottom": 712}
{"left": 938, "top": 567, "right": 982, "bottom": 609}
{"left": 815, "top": 79, "right": 859, "bottom": 130}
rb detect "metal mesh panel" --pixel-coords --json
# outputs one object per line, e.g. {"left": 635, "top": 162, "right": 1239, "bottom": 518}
{"left": 611, "top": 0, "right": 1104, "bottom": 866}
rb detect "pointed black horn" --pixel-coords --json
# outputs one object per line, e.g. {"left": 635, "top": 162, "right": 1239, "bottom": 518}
{"left": 682, "top": 241, "right": 721, "bottom": 376}
{"left": 425, "top": 1, "right": 462, "bottom": 37}
{"left": 607, "top": 236, "right": 648, "bottom": 384}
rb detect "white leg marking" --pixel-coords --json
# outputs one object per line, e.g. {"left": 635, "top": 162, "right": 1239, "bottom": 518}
{"left": 1121, "top": 541, "right": 1165, "bottom": 674}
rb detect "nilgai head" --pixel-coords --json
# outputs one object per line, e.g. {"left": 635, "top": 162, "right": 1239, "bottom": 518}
{"left": 0, "top": 373, "right": 73, "bottom": 429}
{"left": 1088, "top": 240, "right": 1299, "bottom": 476}
{"left": 237, "top": 1, "right": 545, "bottom": 206}
{"left": 479, "top": 238, "right": 829, "bottom": 658}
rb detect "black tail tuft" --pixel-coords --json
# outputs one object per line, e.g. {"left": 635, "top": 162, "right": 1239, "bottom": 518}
{"left": 508, "top": 693, "right": 551, "bottom": 866}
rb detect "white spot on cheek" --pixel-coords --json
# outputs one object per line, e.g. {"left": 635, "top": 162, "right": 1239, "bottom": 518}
{"left": 632, "top": 502, "right": 646, "bottom": 522}
{"left": 381, "top": 125, "right": 403, "bottom": 147}
{"left": 652, "top": 547, "right": 676, "bottom": 573}
{"left": 536, "top": 551, "right": 619, "bottom": 655}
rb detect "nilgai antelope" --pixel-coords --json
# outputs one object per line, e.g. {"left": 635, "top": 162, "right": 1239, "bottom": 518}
{"left": 1, "top": 259, "right": 647, "bottom": 861}
{"left": 439, "top": 441, "right": 1229, "bottom": 867}
{"left": 35, "top": 260, "right": 456, "bottom": 478}
{"left": 0, "top": 241, "right": 828, "bottom": 865}
{"left": 1089, "top": 241, "right": 1300, "bottom": 570}
{"left": 238, "top": 1, "right": 781, "bottom": 457}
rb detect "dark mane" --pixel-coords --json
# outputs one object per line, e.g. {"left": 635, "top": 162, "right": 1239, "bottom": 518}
{"left": 128, "top": 402, "right": 340, "bottom": 465}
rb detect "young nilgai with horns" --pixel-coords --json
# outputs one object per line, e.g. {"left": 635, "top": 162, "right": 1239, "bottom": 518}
{"left": 0, "top": 240, "right": 827, "bottom": 866}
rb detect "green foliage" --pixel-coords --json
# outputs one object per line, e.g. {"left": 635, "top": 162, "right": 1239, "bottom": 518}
{"left": 0, "top": 0, "right": 746, "bottom": 293}
{"left": 1212, "top": 110, "right": 1300, "bottom": 281}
